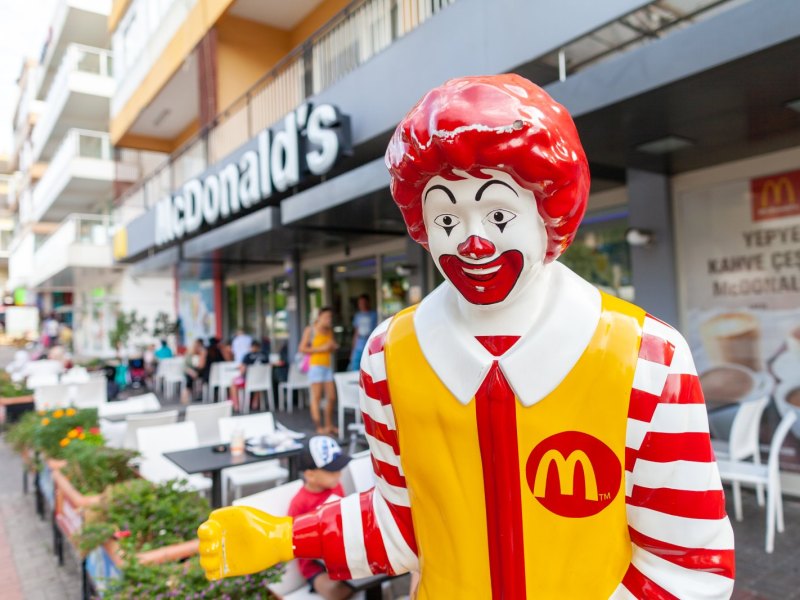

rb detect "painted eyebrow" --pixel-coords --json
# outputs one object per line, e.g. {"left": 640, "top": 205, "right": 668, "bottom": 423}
{"left": 475, "top": 179, "right": 518, "bottom": 201}
{"left": 424, "top": 184, "right": 457, "bottom": 204}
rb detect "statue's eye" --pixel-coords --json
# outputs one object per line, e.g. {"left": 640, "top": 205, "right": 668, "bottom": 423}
{"left": 433, "top": 214, "right": 460, "bottom": 236}
{"left": 486, "top": 209, "right": 516, "bottom": 232}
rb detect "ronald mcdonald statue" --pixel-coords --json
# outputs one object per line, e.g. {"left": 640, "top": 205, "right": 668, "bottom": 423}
{"left": 198, "top": 75, "right": 735, "bottom": 599}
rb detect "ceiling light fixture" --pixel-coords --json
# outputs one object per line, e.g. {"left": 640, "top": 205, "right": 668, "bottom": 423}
{"left": 635, "top": 135, "right": 694, "bottom": 155}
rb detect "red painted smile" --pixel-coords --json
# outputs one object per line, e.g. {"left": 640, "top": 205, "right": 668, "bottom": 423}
{"left": 439, "top": 250, "right": 524, "bottom": 305}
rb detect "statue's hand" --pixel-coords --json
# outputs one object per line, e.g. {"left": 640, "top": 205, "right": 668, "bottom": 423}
{"left": 197, "top": 506, "right": 294, "bottom": 580}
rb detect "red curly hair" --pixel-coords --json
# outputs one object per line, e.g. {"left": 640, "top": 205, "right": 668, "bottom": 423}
{"left": 385, "top": 74, "right": 590, "bottom": 261}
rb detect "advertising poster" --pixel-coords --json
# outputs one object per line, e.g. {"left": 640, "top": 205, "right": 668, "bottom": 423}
{"left": 675, "top": 168, "right": 800, "bottom": 472}
{"left": 179, "top": 279, "right": 217, "bottom": 344}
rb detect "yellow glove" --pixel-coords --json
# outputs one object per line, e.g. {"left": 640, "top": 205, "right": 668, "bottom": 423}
{"left": 197, "top": 506, "right": 294, "bottom": 580}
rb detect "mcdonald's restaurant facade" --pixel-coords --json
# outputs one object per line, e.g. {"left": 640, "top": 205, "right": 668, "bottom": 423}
{"left": 111, "top": 0, "right": 800, "bottom": 486}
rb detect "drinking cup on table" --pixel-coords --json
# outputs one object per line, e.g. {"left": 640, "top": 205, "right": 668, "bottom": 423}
{"left": 231, "top": 428, "right": 245, "bottom": 457}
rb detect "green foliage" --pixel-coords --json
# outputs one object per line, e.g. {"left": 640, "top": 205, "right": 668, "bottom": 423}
{"left": 34, "top": 408, "right": 99, "bottom": 458}
{"left": 6, "top": 410, "right": 40, "bottom": 453}
{"left": 152, "top": 311, "right": 179, "bottom": 339}
{"left": 77, "top": 479, "right": 210, "bottom": 555}
{"left": 103, "top": 556, "right": 281, "bottom": 599}
{"left": 110, "top": 310, "right": 148, "bottom": 350}
{"left": 0, "top": 371, "right": 33, "bottom": 398}
{"left": 61, "top": 444, "right": 139, "bottom": 496}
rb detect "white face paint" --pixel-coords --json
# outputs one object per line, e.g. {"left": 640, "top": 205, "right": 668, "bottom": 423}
{"left": 422, "top": 169, "right": 548, "bottom": 307}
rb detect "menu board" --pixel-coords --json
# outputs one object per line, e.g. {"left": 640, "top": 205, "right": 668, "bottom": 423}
{"left": 675, "top": 168, "right": 800, "bottom": 470}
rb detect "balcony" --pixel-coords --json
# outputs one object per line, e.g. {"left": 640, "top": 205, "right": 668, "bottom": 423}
{"left": 37, "top": 0, "right": 111, "bottom": 98}
{"left": 30, "top": 214, "right": 117, "bottom": 289}
{"left": 31, "top": 45, "right": 114, "bottom": 164}
{"left": 8, "top": 230, "right": 37, "bottom": 290}
{"left": 29, "top": 130, "right": 139, "bottom": 224}
{"left": 116, "top": 0, "right": 456, "bottom": 209}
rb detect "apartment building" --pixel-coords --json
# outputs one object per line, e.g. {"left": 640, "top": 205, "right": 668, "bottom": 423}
{"left": 7, "top": 0, "right": 174, "bottom": 356}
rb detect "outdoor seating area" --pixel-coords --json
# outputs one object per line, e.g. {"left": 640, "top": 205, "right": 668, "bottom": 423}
{"left": 0, "top": 347, "right": 402, "bottom": 599}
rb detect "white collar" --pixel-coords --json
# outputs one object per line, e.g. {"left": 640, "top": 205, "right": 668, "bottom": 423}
{"left": 413, "top": 262, "right": 601, "bottom": 407}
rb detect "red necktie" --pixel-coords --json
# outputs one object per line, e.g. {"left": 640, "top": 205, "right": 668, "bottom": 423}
{"left": 475, "top": 336, "right": 527, "bottom": 600}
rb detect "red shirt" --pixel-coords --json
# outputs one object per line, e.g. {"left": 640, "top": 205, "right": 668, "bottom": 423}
{"left": 288, "top": 483, "right": 345, "bottom": 579}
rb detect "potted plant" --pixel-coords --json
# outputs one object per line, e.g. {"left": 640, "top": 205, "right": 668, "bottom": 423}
{"left": 0, "top": 371, "right": 34, "bottom": 424}
{"left": 109, "top": 310, "right": 148, "bottom": 354}
{"left": 102, "top": 556, "right": 281, "bottom": 599}
{"left": 78, "top": 479, "right": 209, "bottom": 579}
{"left": 53, "top": 443, "right": 139, "bottom": 542}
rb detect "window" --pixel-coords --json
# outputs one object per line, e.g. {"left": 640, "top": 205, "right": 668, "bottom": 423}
{"left": 559, "top": 209, "right": 633, "bottom": 301}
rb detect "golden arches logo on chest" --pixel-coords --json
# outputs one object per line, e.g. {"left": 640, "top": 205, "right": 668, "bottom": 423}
{"left": 525, "top": 431, "right": 622, "bottom": 518}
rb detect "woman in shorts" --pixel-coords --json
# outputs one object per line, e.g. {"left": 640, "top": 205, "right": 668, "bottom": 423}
{"left": 299, "top": 307, "right": 339, "bottom": 435}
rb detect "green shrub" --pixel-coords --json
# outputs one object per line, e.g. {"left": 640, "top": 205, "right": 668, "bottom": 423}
{"left": 33, "top": 408, "right": 99, "bottom": 458}
{"left": 61, "top": 444, "right": 139, "bottom": 496}
{"left": 77, "top": 479, "right": 210, "bottom": 555}
{"left": 103, "top": 556, "right": 281, "bottom": 599}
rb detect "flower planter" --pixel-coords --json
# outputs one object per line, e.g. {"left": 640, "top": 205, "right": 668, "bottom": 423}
{"left": 52, "top": 469, "right": 103, "bottom": 545}
{"left": 38, "top": 457, "right": 66, "bottom": 510}
{"left": 0, "top": 394, "right": 34, "bottom": 424}
{"left": 85, "top": 538, "right": 199, "bottom": 597}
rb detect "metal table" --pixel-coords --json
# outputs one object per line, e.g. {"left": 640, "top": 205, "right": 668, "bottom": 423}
{"left": 163, "top": 442, "right": 303, "bottom": 508}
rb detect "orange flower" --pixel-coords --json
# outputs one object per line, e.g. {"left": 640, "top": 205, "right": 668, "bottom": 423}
{"left": 53, "top": 409, "right": 64, "bottom": 419}
{"left": 65, "top": 408, "right": 76, "bottom": 417}
{"left": 78, "top": 433, "right": 85, "bottom": 440}
{"left": 59, "top": 438, "right": 70, "bottom": 447}
{"left": 41, "top": 418, "right": 50, "bottom": 426}
{"left": 67, "top": 429, "right": 79, "bottom": 439}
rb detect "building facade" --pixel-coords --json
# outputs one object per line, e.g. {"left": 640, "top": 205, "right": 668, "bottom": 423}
{"left": 110, "top": 0, "right": 800, "bottom": 491}
{"left": 6, "top": 0, "right": 175, "bottom": 355}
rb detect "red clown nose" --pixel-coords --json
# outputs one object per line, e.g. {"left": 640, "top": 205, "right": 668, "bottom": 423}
{"left": 457, "top": 235, "right": 496, "bottom": 259}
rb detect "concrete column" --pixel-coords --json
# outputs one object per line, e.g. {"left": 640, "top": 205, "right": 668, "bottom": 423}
{"left": 286, "top": 251, "right": 303, "bottom": 358}
{"left": 626, "top": 169, "right": 679, "bottom": 326}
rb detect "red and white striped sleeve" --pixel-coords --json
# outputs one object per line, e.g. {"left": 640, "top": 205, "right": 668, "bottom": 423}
{"left": 292, "top": 319, "right": 419, "bottom": 580}
{"left": 611, "top": 314, "right": 735, "bottom": 600}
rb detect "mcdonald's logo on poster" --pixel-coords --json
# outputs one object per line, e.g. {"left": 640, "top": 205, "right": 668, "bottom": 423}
{"left": 751, "top": 169, "right": 800, "bottom": 222}
{"left": 525, "top": 431, "right": 622, "bottom": 518}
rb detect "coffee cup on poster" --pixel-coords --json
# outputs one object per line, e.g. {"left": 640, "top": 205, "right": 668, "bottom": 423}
{"left": 700, "top": 311, "right": 763, "bottom": 372}
{"left": 699, "top": 363, "right": 757, "bottom": 407}
{"left": 787, "top": 325, "right": 800, "bottom": 357}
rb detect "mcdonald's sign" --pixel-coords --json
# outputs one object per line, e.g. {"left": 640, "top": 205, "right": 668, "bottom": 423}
{"left": 751, "top": 169, "right": 800, "bottom": 222}
{"left": 525, "top": 431, "right": 621, "bottom": 518}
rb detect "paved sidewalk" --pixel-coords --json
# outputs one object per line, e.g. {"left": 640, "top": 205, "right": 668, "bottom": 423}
{"left": 0, "top": 439, "right": 82, "bottom": 600}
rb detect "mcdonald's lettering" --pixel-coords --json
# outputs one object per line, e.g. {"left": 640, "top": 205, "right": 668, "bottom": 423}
{"left": 525, "top": 431, "right": 621, "bottom": 518}
{"left": 751, "top": 170, "right": 800, "bottom": 222}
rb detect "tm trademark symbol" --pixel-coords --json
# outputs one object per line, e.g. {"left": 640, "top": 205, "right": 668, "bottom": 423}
{"left": 599, "top": 492, "right": 611, "bottom": 501}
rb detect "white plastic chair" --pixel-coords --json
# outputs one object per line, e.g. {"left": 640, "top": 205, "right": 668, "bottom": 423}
{"left": 34, "top": 384, "right": 68, "bottom": 411}
{"left": 124, "top": 410, "right": 180, "bottom": 450}
{"left": 279, "top": 363, "right": 310, "bottom": 413}
{"left": 27, "top": 373, "right": 60, "bottom": 389}
{"left": 218, "top": 414, "right": 289, "bottom": 504}
{"left": 61, "top": 367, "right": 90, "bottom": 384}
{"left": 711, "top": 395, "right": 770, "bottom": 507}
{"left": 24, "top": 359, "right": 63, "bottom": 380}
{"left": 185, "top": 401, "right": 233, "bottom": 445}
{"left": 71, "top": 378, "right": 108, "bottom": 409}
{"left": 155, "top": 357, "right": 184, "bottom": 394}
{"left": 342, "top": 451, "right": 376, "bottom": 495}
{"left": 160, "top": 359, "right": 187, "bottom": 402}
{"left": 717, "top": 411, "right": 797, "bottom": 553}
{"left": 97, "top": 394, "right": 161, "bottom": 418}
{"left": 136, "top": 421, "right": 212, "bottom": 494}
{"left": 242, "top": 363, "right": 274, "bottom": 413}
{"left": 334, "top": 371, "right": 362, "bottom": 434}
{"left": 205, "top": 361, "right": 239, "bottom": 404}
